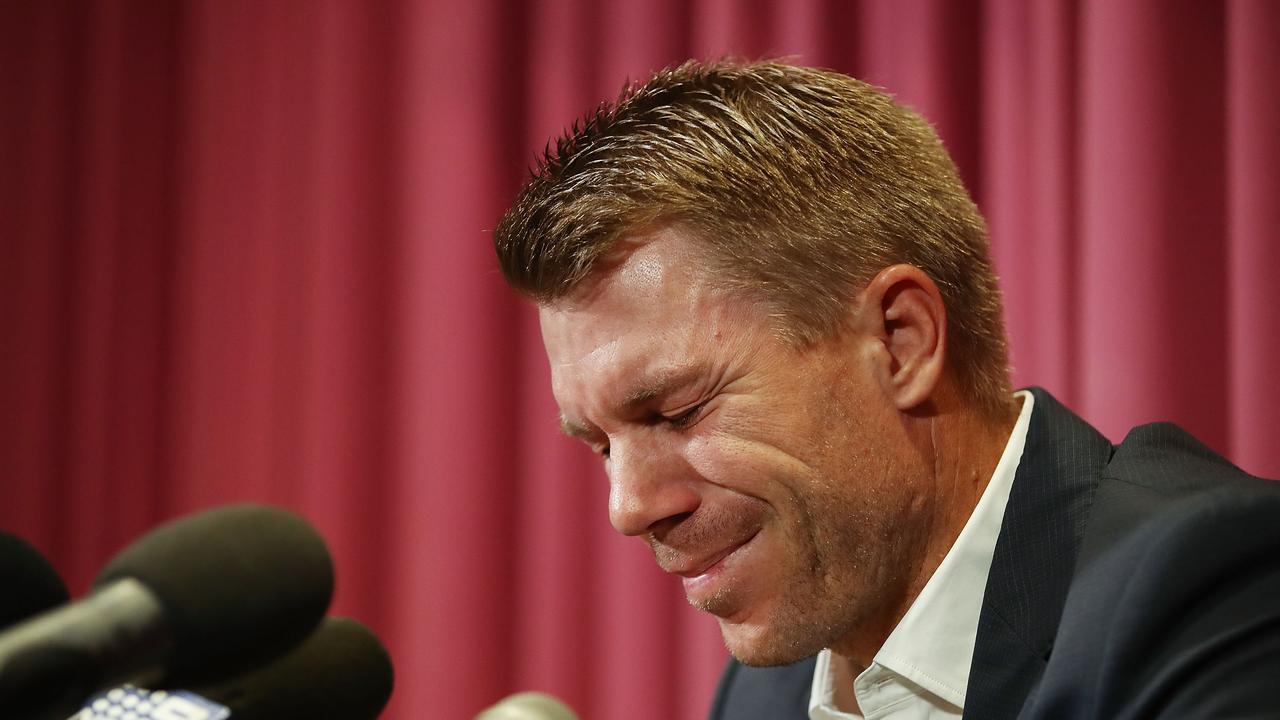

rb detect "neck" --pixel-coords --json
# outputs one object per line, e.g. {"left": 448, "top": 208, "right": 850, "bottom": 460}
{"left": 832, "top": 387, "right": 1021, "bottom": 670}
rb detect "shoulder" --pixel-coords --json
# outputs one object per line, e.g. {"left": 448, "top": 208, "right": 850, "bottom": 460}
{"left": 1029, "top": 423, "right": 1280, "bottom": 718}
{"left": 1078, "top": 421, "right": 1280, "bottom": 569}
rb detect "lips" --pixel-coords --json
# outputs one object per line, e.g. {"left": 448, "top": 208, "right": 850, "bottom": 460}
{"left": 647, "top": 495, "right": 768, "bottom": 614}
{"left": 656, "top": 528, "right": 761, "bottom": 601}
{"left": 674, "top": 530, "right": 763, "bottom": 618}
{"left": 666, "top": 532, "right": 757, "bottom": 578}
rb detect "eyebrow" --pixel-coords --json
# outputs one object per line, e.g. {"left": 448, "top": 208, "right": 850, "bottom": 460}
{"left": 559, "top": 416, "right": 596, "bottom": 441}
{"left": 557, "top": 364, "right": 706, "bottom": 440}
{"left": 621, "top": 365, "right": 704, "bottom": 409}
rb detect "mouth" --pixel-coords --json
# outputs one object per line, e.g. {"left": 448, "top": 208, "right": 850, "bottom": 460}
{"left": 673, "top": 530, "right": 760, "bottom": 604}
{"left": 671, "top": 534, "right": 753, "bottom": 578}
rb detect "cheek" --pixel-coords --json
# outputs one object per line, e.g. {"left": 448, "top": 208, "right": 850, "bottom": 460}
{"left": 684, "top": 433, "right": 741, "bottom": 484}
{"left": 685, "top": 429, "right": 816, "bottom": 501}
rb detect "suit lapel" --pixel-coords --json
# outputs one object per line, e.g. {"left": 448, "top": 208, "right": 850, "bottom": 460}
{"left": 963, "top": 388, "right": 1113, "bottom": 719}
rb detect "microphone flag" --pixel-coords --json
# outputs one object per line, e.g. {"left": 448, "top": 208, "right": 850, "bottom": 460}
{"left": 73, "top": 685, "right": 230, "bottom": 720}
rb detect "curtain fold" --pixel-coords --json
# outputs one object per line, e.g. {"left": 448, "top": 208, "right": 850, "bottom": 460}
{"left": 1, "top": 3, "right": 1276, "bottom": 718}
{"left": 1226, "top": 0, "right": 1280, "bottom": 474}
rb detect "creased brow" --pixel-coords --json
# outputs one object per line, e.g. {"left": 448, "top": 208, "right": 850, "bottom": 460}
{"left": 558, "top": 364, "right": 706, "bottom": 440}
{"left": 621, "top": 365, "right": 704, "bottom": 411}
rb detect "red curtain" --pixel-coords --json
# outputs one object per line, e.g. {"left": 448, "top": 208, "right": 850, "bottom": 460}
{"left": 2, "top": 2, "right": 1277, "bottom": 718}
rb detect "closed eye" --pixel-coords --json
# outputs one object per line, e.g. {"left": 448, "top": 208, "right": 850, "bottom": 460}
{"left": 663, "top": 401, "right": 707, "bottom": 429}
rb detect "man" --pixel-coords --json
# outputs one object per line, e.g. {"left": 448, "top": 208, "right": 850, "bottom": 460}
{"left": 493, "top": 60, "right": 1280, "bottom": 719}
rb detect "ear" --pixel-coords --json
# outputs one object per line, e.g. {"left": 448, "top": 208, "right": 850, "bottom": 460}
{"left": 852, "top": 264, "right": 946, "bottom": 411}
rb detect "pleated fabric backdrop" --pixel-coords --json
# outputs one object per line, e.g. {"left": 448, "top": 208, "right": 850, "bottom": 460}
{"left": 2, "top": 2, "right": 1277, "bottom": 718}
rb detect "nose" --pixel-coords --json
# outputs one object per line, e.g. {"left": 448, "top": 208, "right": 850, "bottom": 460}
{"left": 606, "top": 435, "right": 701, "bottom": 536}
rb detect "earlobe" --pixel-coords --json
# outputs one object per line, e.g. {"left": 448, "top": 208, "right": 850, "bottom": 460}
{"left": 859, "top": 265, "right": 947, "bottom": 411}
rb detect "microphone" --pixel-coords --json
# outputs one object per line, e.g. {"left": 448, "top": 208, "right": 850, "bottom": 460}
{"left": 0, "top": 533, "right": 69, "bottom": 630}
{"left": 0, "top": 505, "right": 334, "bottom": 720}
{"left": 75, "top": 616, "right": 394, "bottom": 720}
{"left": 476, "top": 691, "right": 579, "bottom": 720}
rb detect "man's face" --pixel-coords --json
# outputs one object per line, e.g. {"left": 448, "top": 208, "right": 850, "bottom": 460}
{"left": 539, "top": 227, "right": 932, "bottom": 665}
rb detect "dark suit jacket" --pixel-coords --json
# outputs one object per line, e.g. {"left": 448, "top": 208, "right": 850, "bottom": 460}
{"left": 710, "top": 388, "right": 1280, "bottom": 719}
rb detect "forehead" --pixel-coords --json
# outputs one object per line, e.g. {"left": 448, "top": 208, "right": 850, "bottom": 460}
{"left": 546, "top": 227, "right": 704, "bottom": 316}
{"left": 538, "top": 227, "right": 760, "bottom": 406}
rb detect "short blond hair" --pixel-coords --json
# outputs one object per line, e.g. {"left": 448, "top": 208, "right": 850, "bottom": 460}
{"left": 495, "top": 60, "right": 1013, "bottom": 417}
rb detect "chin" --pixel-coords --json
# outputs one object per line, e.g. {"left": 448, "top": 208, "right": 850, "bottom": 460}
{"left": 718, "top": 615, "right": 825, "bottom": 667}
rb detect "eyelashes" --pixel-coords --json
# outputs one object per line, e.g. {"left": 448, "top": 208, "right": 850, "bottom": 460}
{"left": 593, "top": 398, "right": 716, "bottom": 460}
{"left": 663, "top": 402, "right": 706, "bottom": 429}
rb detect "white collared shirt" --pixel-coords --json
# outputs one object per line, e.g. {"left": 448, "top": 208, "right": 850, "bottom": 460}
{"left": 809, "top": 391, "right": 1035, "bottom": 720}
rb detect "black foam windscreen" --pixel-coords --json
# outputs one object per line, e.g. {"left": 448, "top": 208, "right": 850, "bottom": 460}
{"left": 0, "top": 532, "right": 69, "bottom": 630}
{"left": 93, "top": 505, "right": 334, "bottom": 684}
{"left": 193, "top": 616, "right": 394, "bottom": 720}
